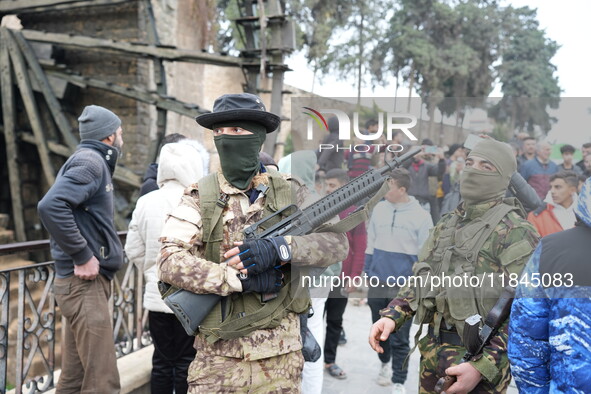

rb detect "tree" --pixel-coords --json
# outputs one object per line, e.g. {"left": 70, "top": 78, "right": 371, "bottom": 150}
{"left": 288, "top": 0, "right": 355, "bottom": 92}
{"left": 372, "top": 0, "right": 504, "bottom": 142}
{"left": 489, "top": 6, "right": 561, "bottom": 136}
{"left": 305, "top": 0, "right": 387, "bottom": 104}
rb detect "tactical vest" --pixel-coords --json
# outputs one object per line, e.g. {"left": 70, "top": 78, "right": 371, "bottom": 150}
{"left": 197, "top": 170, "right": 310, "bottom": 344}
{"left": 410, "top": 199, "right": 526, "bottom": 340}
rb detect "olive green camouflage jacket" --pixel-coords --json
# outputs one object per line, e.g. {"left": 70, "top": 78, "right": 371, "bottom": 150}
{"left": 381, "top": 199, "right": 539, "bottom": 382}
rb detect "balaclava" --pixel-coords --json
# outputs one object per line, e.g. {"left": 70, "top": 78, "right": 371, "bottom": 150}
{"left": 213, "top": 120, "right": 266, "bottom": 190}
{"left": 460, "top": 139, "right": 516, "bottom": 206}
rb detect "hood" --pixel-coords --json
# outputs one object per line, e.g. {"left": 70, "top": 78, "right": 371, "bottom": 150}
{"left": 278, "top": 150, "right": 317, "bottom": 192}
{"left": 575, "top": 177, "right": 591, "bottom": 227}
{"left": 157, "top": 141, "right": 209, "bottom": 188}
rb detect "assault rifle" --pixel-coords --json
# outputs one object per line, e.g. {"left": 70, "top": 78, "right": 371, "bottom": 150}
{"left": 160, "top": 147, "right": 421, "bottom": 336}
{"left": 434, "top": 285, "right": 516, "bottom": 393}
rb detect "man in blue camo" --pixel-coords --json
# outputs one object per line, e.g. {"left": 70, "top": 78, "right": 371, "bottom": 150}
{"left": 508, "top": 177, "right": 591, "bottom": 393}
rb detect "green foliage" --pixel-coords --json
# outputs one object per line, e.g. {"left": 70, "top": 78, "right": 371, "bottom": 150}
{"left": 490, "top": 122, "right": 511, "bottom": 142}
{"left": 213, "top": 0, "right": 561, "bottom": 137}
{"left": 288, "top": 0, "right": 560, "bottom": 138}
{"left": 215, "top": 0, "right": 242, "bottom": 54}
{"left": 488, "top": 6, "right": 561, "bottom": 133}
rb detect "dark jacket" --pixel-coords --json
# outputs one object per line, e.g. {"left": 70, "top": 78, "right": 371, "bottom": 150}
{"left": 317, "top": 131, "right": 343, "bottom": 172}
{"left": 38, "top": 140, "right": 123, "bottom": 280}
{"left": 405, "top": 159, "right": 446, "bottom": 198}
{"left": 519, "top": 157, "right": 559, "bottom": 199}
{"left": 139, "top": 162, "right": 159, "bottom": 197}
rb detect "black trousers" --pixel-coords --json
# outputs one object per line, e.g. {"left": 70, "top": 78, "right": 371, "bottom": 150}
{"left": 367, "top": 286, "right": 412, "bottom": 384}
{"left": 149, "top": 311, "right": 196, "bottom": 394}
{"left": 323, "top": 286, "right": 348, "bottom": 364}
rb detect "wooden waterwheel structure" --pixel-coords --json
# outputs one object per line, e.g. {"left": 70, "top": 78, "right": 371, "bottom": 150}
{"left": 0, "top": 0, "right": 295, "bottom": 242}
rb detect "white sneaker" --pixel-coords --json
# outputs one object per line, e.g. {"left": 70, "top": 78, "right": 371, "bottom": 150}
{"left": 377, "top": 363, "right": 392, "bottom": 386}
{"left": 392, "top": 383, "right": 406, "bottom": 394}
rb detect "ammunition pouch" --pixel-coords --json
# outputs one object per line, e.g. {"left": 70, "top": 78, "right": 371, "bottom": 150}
{"left": 414, "top": 200, "right": 522, "bottom": 339}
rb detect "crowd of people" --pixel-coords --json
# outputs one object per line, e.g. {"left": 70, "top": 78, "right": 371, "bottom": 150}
{"left": 37, "top": 99, "right": 590, "bottom": 394}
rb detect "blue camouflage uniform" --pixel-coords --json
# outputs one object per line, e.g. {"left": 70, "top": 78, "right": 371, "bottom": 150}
{"left": 509, "top": 177, "right": 591, "bottom": 393}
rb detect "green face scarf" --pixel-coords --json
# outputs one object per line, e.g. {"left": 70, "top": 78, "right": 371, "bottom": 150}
{"left": 214, "top": 133, "right": 263, "bottom": 190}
{"left": 460, "top": 167, "right": 506, "bottom": 206}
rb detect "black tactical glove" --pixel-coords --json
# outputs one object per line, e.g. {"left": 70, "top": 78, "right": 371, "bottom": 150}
{"left": 239, "top": 268, "right": 283, "bottom": 293}
{"left": 237, "top": 237, "right": 291, "bottom": 275}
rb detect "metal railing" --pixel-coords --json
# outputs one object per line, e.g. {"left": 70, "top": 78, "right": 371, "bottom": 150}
{"left": 0, "top": 233, "right": 151, "bottom": 393}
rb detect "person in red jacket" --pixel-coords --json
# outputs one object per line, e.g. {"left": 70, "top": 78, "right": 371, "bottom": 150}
{"left": 527, "top": 171, "right": 578, "bottom": 236}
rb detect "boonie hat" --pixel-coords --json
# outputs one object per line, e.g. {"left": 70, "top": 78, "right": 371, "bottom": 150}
{"left": 196, "top": 93, "right": 280, "bottom": 133}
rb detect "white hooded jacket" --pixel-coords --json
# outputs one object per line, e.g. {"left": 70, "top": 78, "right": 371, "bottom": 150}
{"left": 125, "top": 141, "right": 208, "bottom": 312}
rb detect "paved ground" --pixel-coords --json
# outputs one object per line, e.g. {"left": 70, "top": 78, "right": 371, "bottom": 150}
{"left": 321, "top": 297, "right": 518, "bottom": 394}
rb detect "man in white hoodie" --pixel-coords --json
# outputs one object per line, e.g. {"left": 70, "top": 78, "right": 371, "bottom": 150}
{"left": 527, "top": 171, "right": 578, "bottom": 237}
{"left": 125, "top": 141, "right": 208, "bottom": 394}
{"left": 365, "top": 168, "right": 433, "bottom": 392}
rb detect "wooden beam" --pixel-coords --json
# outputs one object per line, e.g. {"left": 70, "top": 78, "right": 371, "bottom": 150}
{"left": 20, "top": 131, "right": 71, "bottom": 157}
{"left": 0, "top": 32, "right": 27, "bottom": 241}
{"left": 11, "top": 30, "right": 79, "bottom": 151}
{"left": 0, "top": 0, "right": 131, "bottom": 13}
{"left": 141, "top": 0, "right": 168, "bottom": 169}
{"left": 0, "top": 0, "right": 81, "bottom": 12}
{"left": 18, "top": 131, "right": 141, "bottom": 188}
{"left": 44, "top": 68, "right": 209, "bottom": 118}
{"left": 21, "top": 29, "right": 245, "bottom": 68}
{"left": 28, "top": 69, "right": 69, "bottom": 98}
{"left": 112, "top": 166, "right": 141, "bottom": 188}
{"left": 3, "top": 29, "right": 56, "bottom": 184}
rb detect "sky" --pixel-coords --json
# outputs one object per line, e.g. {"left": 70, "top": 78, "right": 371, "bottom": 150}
{"left": 284, "top": 0, "right": 591, "bottom": 146}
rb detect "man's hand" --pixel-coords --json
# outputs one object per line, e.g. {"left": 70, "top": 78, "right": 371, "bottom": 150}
{"left": 225, "top": 237, "right": 290, "bottom": 275}
{"left": 369, "top": 317, "right": 396, "bottom": 353}
{"left": 239, "top": 269, "right": 283, "bottom": 293}
{"left": 74, "top": 256, "right": 99, "bottom": 280}
{"left": 442, "top": 363, "right": 482, "bottom": 394}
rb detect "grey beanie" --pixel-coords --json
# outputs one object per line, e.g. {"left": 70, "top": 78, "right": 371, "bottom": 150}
{"left": 78, "top": 105, "right": 121, "bottom": 141}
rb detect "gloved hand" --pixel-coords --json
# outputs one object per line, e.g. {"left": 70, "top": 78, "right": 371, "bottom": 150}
{"left": 239, "top": 268, "right": 283, "bottom": 293}
{"left": 237, "top": 237, "right": 291, "bottom": 275}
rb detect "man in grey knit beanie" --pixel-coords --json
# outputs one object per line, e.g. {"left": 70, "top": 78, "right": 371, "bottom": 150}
{"left": 38, "top": 104, "right": 124, "bottom": 392}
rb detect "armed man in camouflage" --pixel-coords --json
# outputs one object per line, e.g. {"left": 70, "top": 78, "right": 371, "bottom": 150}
{"left": 369, "top": 139, "right": 539, "bottom": 393}
{"left": 157, "top": 93, "right": 348, "bottom": 393}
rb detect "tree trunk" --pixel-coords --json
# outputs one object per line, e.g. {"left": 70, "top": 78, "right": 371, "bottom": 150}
{"left": 356, "top": 10, "right": 365, "bottom": 108}
{"left": 311, "top": 63, "right": 317, "bottom": 94}
{"left": 428, "top": 103, "right": 436, "bottom": 142}
{"left": 407, "top": 61, "right": 414, "bottom": 113}
{"left": 394, "top": 69, "right": 399, "bottom": 112}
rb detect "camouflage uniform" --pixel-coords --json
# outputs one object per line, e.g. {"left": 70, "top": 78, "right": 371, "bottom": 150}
{"left": 158, "top": 170, "right": 348, "bottom": 393}
{"left": 380, "top": 200, "right": 539, "bottom": 393}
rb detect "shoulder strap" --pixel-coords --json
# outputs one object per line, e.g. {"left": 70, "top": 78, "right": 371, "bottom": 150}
{"left": 257, "top": 168, "right": 296, "bottom": 231}
{"left": 433, "top": 203, "right": 517, "bottom": 279}
{"left": 472, "top": 203, "right": 517, "bottom": 257}
{"left": 321, "top": 179, "right": 390, "bottom": 234}
{"left": 198, "top": 173, "right": 228, "bottom": 263}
